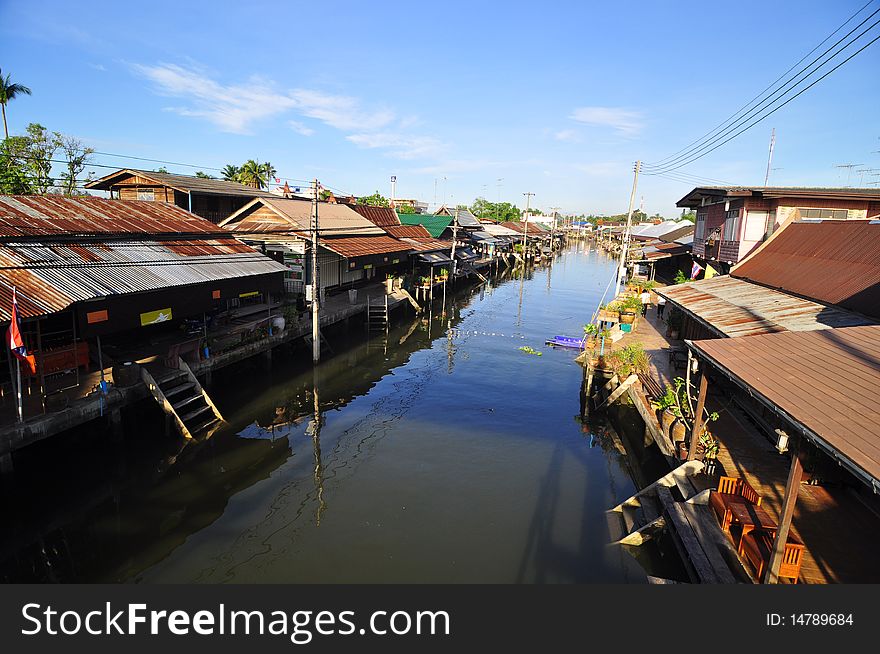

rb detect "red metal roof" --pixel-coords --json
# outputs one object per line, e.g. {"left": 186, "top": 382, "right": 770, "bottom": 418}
{"left": 0, "top": 195, "right": 230, "bottom": 237}
{"left": 691, "top": 325, "right": 880, "bottom": 486}
{"left": 383, "top": 224, "right": 432, "bottom": 239}
{"left": 320, "top": 235, "right": 413, "bottom": 259}
{"left": 350, "top": 205, "right": 401, "bottom": 227}
{"left": 732, "top": 221, "right": 880, "bottom": 319}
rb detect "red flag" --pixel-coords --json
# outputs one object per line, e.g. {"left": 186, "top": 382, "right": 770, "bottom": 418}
{"left": 6, "top": 287, "right": 28, "bottom": 361}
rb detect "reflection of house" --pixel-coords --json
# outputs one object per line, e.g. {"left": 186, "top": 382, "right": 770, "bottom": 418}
{"left": 678, "top": 186, "right": 880, "bottom": 273}
{"left": 0, "top": 195, "right": 286, "bottom": 414}
{"left": 85, "top": 169, "right": 276, "bottom": 225}
{"left": 221, "top": 197, "right": 412, "bottom": 296}
{"left": 657, "top": 219, "right": 879, "bottom": 341}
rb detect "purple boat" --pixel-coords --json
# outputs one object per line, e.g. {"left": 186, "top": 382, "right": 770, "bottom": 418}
{"left": 545, "top": 335, "right": 585, "bottom": 350}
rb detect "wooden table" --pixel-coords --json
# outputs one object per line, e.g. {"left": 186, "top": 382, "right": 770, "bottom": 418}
{"left": 731, "top": 502, "right": 778, "bottom": 552}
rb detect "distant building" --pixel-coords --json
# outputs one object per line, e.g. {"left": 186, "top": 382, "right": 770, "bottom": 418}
{"left": 85, "top": 169, "right": 276, "bottom": 225}
{"left": 391, "top": 198, "right": 429, "bottom": 213}
{"left": 678, "top": 186, "right": 880, "bottom": 273}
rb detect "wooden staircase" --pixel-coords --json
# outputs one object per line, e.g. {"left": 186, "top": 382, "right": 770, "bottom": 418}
{"left": 366, "top": 294, "right": 390, "bottom": 332}
{"left": 141, "top": 357, "right": 225, "bottom": 440}
{"left": 606, "top": 460, "right": 705, "bottom": 546}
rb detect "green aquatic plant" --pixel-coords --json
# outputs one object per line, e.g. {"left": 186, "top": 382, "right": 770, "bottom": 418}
{"left": 518, "top": 346, "right": 543, "bottom": 356}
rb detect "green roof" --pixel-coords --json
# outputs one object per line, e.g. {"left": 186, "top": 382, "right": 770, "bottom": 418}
{"left": 398, "top": 213, "right": 453, "bottom": 238}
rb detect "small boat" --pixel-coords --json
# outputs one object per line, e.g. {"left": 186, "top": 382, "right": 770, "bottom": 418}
{"left": 545, "top": 335, "right": 585, "bottom": 350}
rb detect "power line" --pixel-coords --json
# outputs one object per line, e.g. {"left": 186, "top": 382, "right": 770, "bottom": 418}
{"left": 646, "top": 0, "right": 877, "bottom": 169}
{"left": 643, "top": 5, "right": 880, "bottom": 173}
{"left": 644, "top": 27, "right": 880, "bottom": 174}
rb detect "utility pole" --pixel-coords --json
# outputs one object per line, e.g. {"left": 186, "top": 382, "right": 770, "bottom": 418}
{"left": 550, "top": 206, "right": 560, "bottom": 248}
{"left": 521, "top": 192, "right": 534, "bottom": 262}
{"left": 450, "top": 207, "right": 459, "bottom": 279}
{"left": 616, "top": 161, "right": 641, "bottom": 294}
{"left": 764, "top": 128, "right": 775, "bottom": 187}
{"left": 311, "top": 178, "right": 321, "bottom": 364}
{"left": 390, "top": 175, "right": 397, "bottom": 208}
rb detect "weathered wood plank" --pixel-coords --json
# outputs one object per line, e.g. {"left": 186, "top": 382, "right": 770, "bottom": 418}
{"left": 626, "top": 384, "right": 675, "bottom": 458}
{"left": 596, "top": 374, "right": 638, "bottom": 409}
{"left": 679, "top": 503, "right": 738, "bottom": 584}
{"left": 658, "top": 485, "right": 720, "bottom": 584}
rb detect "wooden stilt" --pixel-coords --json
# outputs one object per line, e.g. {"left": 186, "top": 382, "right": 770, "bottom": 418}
{"left": 764, "top": 442, "right": 803, "bottom": 584}
{"left": 687, "top": 372, "right": 708, "bottom": 461}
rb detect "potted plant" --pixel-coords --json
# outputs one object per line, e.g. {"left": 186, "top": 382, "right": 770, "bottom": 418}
{"left": 385, "top": 273, "right": 395, "bottom": 294}
{"left": 438, "top": 267, "right": 449, "bottom": 281}
{"left": 419, "top": 275, "right": 432, "bottom": 289}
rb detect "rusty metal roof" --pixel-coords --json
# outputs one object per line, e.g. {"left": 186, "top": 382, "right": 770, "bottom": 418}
{"left": 222, "top": 197, "right": 385, "bottom": 236}
{"left": 689, "top": 325, "right": 880, "bottom": 487}
{"left": 657, "top": 275, "right": 873, "bottom": 338}
{"left": 383, "top": 224, "right": 432, "bottom": 239}
{"left": 85, "top": 168, "right": 276, "bottom": 198}
{"left": 0, "top": 196, "right": 286, "bottom": 322}
{"left": 0, "top": 195, "right": 231, "bottom": 237}
{"left": 677, "top": 186, "right": 880, "bottom": 208}
{"left": 320, "top": 235, "right": 412, "bottom": 259}
{"left": 732, "top": 220, "right": 880, "bottom": 319}
{"left": 350, "top": 205, "right": 401, "bottom": 227}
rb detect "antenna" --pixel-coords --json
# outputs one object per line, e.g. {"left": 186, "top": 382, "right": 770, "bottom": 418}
{"left": 834, "top": 164, "right": 863, "bottom": 187}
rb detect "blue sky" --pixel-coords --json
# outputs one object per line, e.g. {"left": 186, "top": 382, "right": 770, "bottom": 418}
{"left": 2, "top": 0, "right": 879, "bottom": 216}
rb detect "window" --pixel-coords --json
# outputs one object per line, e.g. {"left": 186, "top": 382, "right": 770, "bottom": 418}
{"left": 695, "top": 210, "right": 707, "bottom": 240}
{"left": 743, "top": 210, "right": 769, "bottom": 241}
{"left": 722, "top": 209, "right": 741, "bottom": 241}
{"left": 798, "top": 208, "right": 848, "bottom": 220}
{"left": 137, "top": 188, "right": 155, "bottom": 201}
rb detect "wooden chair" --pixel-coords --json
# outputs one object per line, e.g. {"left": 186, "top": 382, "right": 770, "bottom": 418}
{"left": 740, "top": 529, "right": 805, "bottom": 583}
{"left": 710, "top": 476, "right": 762, "bottom": 532}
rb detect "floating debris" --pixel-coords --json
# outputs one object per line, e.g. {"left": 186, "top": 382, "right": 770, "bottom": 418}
{"left": 519, "top": 346, "right": 543, "bottom": 356}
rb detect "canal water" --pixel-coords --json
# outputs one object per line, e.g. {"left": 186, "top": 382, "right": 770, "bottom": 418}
{"left": 1, "top": 243, "right": 670, "bottom": 583}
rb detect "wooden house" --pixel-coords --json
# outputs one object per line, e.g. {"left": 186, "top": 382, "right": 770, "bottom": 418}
{"left": 86, "top": 169, "right": 276, "bottom": 224}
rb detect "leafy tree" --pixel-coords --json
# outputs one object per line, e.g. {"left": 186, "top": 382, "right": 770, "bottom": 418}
{"left": 680, "top": 209, "right": 696, "bottom": 223}
{"left": 22, "top": 123, "right": 60, "bottom": 194}
{"left": 0, "top": 68, "right": 32, "bottom": 139}
{"left": 319, "top": 189, "right": 333, "bottom": 201}
{"left": 155, "top": 166, "right": 169, "bottom": 173}
{"left": 221, "top": 164, "right": 240, "bottom": 181}
{"left": 357, "top": 190, "right": 390, "bottom": 207}
{"left": 396, "top": 204, "right": 417, "bottom": 214}
{"left": 263, "top": 161, "right": 277, "bottom": 185}
{"left": 194, "top": 170, "right": 215, "bottom": 179}
{"left": 58, "top": 135, "right": 94, "bottom": 195}
{"left": 238, "top": 159, "right": 267, "bottom": 189}
{"left": 0, "top": 139, "right": 33, "bottom": 194}
{"left": 469, "top": 196, "right": 521, "bottom": 222}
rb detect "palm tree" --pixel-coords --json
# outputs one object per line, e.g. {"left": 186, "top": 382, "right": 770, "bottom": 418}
{"left": 220, "top": 164, "right": 240, "bottom": 182}
{"left": 0, "top": 69, "right": 32, "bottom": 139}
{"left": 263, "top": 161, "right": 277, "bottom": 187}
{"left": 237, "top": 159, "right": 267, "bottom": 189}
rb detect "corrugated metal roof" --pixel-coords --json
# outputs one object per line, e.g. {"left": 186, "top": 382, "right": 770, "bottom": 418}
{"left": 86, "top": 168, "right": 276, "bottom": 198}
{"left": 320, "top": 235, "right": 412, "bottom": 259}
{"left": 732, "top": 221, "right": 880, "bottom": 319}
{"left": 351, "top": 205, "right": 401, "bottom": 227}
{"left": 500, "top": 221, "right": 546, "bottom": 236}
{"left": 383, "top": 224, "right": 432, "bottom": 239}
{"left": 658, "top": 224, "right": 695, "bottom": 242}
{"left": 399, "top": 214, "right": 453, "bottom": 238}
{"left": 690, "top": 325, "right": 880, "bottom": 486}
{"left": 0, "top": 195, "right": 230, "bottom": 237}
{"left": 435, "top": 206, "right": 482, "bottom": 227}
{"left": 481, "top": 223, "right": 521, "bottom": 238}
{"left": 0, "top": 195, "right": 286, "bottom": 322}
{"left": 657, "top": 275, "right": 873, "bottom": 338}
{"left": 677, "top": 186, "right": 880, "bottom": 207}
{"left": 224, "top": 197, "right": 385, "bottom": 236}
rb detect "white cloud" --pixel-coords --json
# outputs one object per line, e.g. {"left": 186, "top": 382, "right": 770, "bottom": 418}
{"left": 289, "top": 121, "right": 315, "bottom": 136}
{"left": 89, "top": 63, "right": 107, "bottom": 72}
{"left": 553, "top": 129, "right": 579, "bottom": 142}
{"left": 569, "top": 106, "right": 644, "bottom": 137}
{"left": 132, "top": 63, "right": 395, "bottom": 135}
{"left": 346, "top": 133, "right": 445, "bottom": 159}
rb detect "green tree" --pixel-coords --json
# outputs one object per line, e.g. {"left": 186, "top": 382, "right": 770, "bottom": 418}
{"left": 238, "top": 159, "right": 267, "bottom": 189}
{"left": 155, "top": 166, "right": 169, "bottom": 173}
{"left": 22, "top": 123, "right": 60, "bottom": 194}
{"left": 262, "top": 161, "right": 277, "bottom": 185}
{"left": 58, "top": 135, "right": 94, "bottom": 196}
{"left": 396, "top": 204, "right": 417, "bottom": 214}
{"left": 195, "top": 170, "right": 215, "bottom": 179}
{"left": 0, "top": 139, "right": 33, "bottom": 194}
{"left": 357, "top": 190, "right": 390, "bottom": 207}
{"left": 469, "top": 197, "right": 521, "bottom": 222}
{"left": 680, "top": 209, "right": 696, "bottom": 223}
{"left": 221, "top": 164, "right": 240, "bottom": 181}
{"left": 0, "top": 69, "right": 32, "bottom": 139}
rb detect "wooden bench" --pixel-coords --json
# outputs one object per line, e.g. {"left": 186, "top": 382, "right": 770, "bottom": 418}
{"left": 740, "top": 529, "right": 805, "bottom": 583}
{"left": 710, "top": 476, "right": 762, "bottom": 532}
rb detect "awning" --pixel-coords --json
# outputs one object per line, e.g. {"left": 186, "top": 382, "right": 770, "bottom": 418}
{"left": 418, "top": 252, "right": 453, "bottom": 266}
{"left": 470, "top": 231, "right": 502, "bottom": 245}
{"left": 454, "top": 246, "right": 478, "bottom": 261}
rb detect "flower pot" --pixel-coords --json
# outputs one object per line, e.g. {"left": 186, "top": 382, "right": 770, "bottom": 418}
{"left": 620, "top": 312, "right": 636, "bottom": 325}
{"left": 676, "top": 441, "right": 689, "bottom": 461}
{"left": 661, "top": 409, "right": 676, "bottom": 438}
{"left": 671, "top": 418, "right": 687, "bottom": 443}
